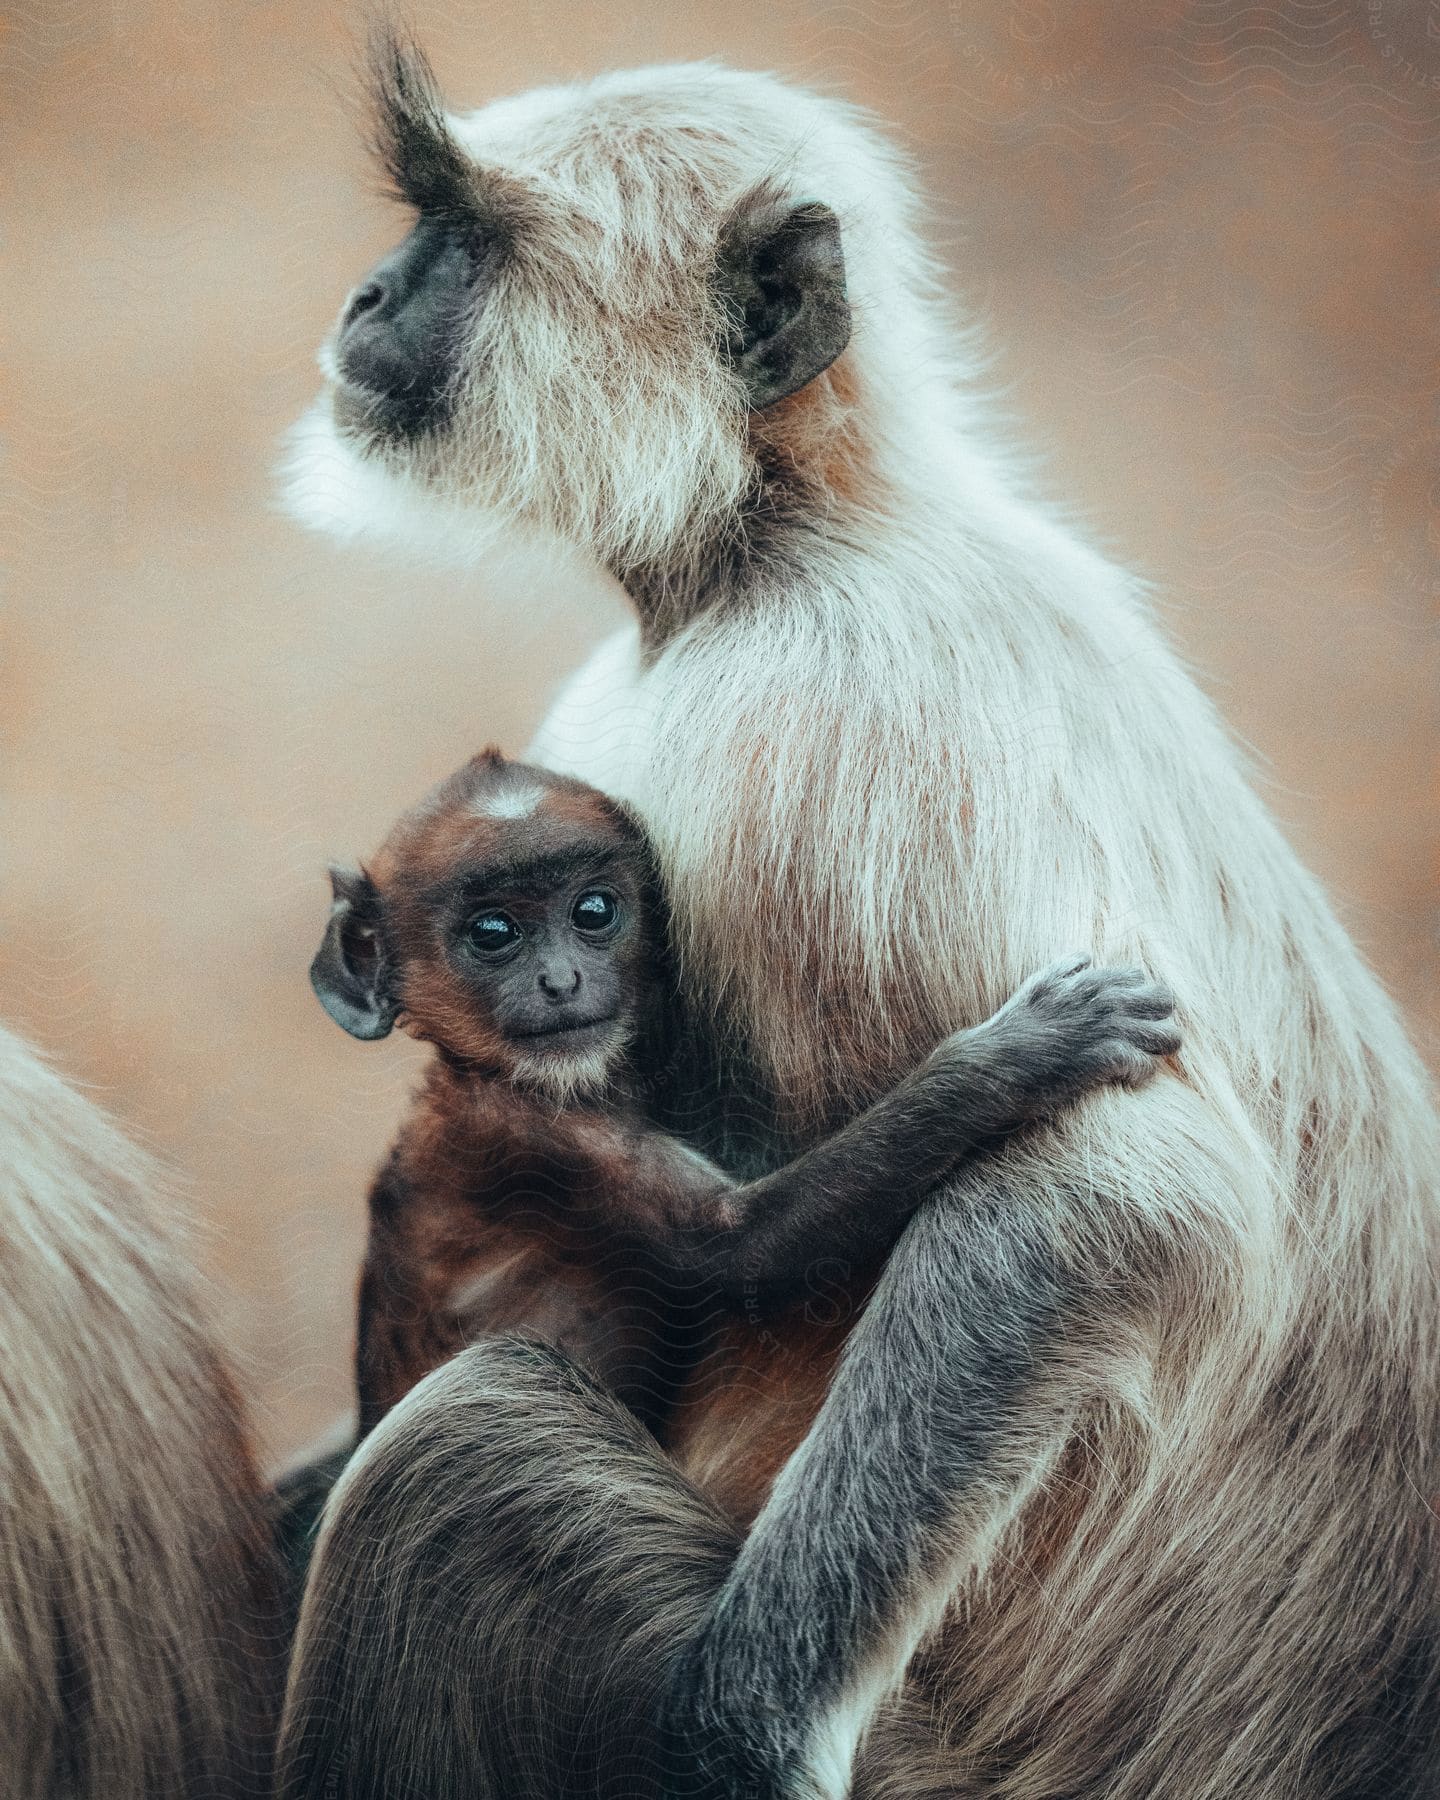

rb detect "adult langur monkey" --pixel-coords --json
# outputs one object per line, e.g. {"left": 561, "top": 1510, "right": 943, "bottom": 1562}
{"left": 278, "top": 31, "right": 1440, "bottom": 1800}
{"left": 0, "top": 1027, "right": 281, "bottom": 1796}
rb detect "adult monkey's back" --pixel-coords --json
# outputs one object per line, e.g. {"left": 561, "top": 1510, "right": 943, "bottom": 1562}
{"left": 280, "top": 34, "right": 1440, "bottom": 1799}
{"left": 0, "top": 1027, "right": 280, "bottom": 1794}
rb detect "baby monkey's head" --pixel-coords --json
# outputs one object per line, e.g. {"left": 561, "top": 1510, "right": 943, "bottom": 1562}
{"left": 311, "top": 751, "right": 662, "bottom": 1102}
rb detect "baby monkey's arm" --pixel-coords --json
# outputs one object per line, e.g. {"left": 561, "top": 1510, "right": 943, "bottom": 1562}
{"left": 623, "top": 956, "right": 1178, "bottom": 1308}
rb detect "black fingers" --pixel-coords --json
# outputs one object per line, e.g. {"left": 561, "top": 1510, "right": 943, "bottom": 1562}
{"left": 1115, "top": 978, "right": 1177, "bottom": 1019}
{"left": 1126, "top": 1020, "right": 1184, "bottom": 1056}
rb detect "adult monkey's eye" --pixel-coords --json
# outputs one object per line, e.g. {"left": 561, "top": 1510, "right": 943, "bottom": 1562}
{"left": 465, "top": 911, "right": 521, "bottom": 954}
{"left": 572, "top": 891, "right": 619, "bottom": 934}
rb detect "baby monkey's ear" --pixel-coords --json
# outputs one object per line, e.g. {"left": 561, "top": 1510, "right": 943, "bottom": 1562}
{"left": 310, "top": 866, "right": 399, "bottom": 1041}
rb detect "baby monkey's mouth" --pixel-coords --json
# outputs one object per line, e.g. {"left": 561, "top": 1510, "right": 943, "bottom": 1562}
{"left": 510, "top": 1012, "right": 621, "bottom": 1044}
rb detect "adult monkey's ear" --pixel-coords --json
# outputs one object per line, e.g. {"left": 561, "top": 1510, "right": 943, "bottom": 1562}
{"left": 310, "top": 866, "right": 399, "bottom": 1041}
{"left": 715, "top": 193, "right": 851, "bottom": 410}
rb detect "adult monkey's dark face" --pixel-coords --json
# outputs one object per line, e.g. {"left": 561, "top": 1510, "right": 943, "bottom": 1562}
{"left": 330, "top": 37, "right": 509, "bottom": 440}
{"left": 334, "top": 219, "right": 490, "bottom": 434}
{"left": 303, "top": 29, "right": 856, "bottom": 571}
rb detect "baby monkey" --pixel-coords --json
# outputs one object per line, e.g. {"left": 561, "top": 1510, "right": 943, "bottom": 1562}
{"left": 312, "top": 751, "right": 1180, "bottom": 1437}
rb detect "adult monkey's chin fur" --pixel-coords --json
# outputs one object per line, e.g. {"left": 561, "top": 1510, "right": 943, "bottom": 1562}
{"left": 282, "top": 402, "right": 524, "bottom": 568}
{"left": 282, "top": 38, "right": 1440, "bottom": 1800}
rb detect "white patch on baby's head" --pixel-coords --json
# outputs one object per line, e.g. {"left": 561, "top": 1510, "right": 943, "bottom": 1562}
{"left": 476, "top": 784, "right": 545, "bottom": 822}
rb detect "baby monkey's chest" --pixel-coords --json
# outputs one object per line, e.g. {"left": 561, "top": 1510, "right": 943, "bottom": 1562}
{"left": 358, "top": 1156, "right": 679, "bottom": 1434}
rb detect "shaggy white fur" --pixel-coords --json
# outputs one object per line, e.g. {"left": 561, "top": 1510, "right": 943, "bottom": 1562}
{"left": 287, "top": 55, "right": 1439, "bottom": 1798}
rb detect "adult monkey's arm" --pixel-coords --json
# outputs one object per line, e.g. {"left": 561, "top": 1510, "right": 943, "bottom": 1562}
{"left": 657, "top": 1078, "right": 1226, "bottom": 1800}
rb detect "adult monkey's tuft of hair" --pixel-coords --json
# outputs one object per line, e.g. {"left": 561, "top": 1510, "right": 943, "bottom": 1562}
{"left": 284, "top": 40, "right": 1440, "bottom": 1800}
{"left": 366, "top": 24, "right": 479, "bottom": 224}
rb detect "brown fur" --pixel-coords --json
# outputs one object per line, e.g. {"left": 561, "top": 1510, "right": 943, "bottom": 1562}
{"left": 356, "top": 1063, "right": 703, "bottom": 1433}
{"left": 352, "top": 754, "right": 887, "bottom": 1504}
{"left": 668, "top": 1304, "right": 860, "bottom": 1529}
{"left": 344, "top": 753, "right": 991, "bottom": 1453}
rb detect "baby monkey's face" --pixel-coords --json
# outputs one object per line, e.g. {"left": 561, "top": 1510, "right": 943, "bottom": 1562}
{"left": 411, "top": 833, "right": 647, "bottom": 1095}
{"left": 311, "top": 754, "right": 660, "bottom": 1101}
{"left": 455, "top": 870, "right": 629, "bottom": 1039}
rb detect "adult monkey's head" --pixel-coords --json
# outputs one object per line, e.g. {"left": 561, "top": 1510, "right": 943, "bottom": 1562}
{"left": 288, "top": 28, "right": 941, "bottom": 588}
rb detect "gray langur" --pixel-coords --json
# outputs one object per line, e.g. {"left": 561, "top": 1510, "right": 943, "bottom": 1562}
{"left": 279, "top": 30, "right": 1440, "bottom": 1800}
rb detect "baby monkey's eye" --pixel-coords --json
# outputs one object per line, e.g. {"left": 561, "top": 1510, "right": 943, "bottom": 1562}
{"left": 465, "top": 911, "right": 521, "bottom": 955}
{"left": 571, "top": 890, "right": 619, "bottom": 934}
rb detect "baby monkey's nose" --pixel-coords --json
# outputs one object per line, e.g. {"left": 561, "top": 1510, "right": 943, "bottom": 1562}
{"left": 537, "top": 962, "right": 582, "bottom": 1001}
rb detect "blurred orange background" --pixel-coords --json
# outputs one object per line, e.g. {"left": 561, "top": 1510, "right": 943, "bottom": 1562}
{"left": 4, "top": 1, "right": 1435, "bottom": 1465}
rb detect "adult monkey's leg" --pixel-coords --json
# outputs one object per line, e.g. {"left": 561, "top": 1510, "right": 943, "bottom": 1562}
{"left": 276, "top": 1335, "right": 740, "bottom": 1800}
{"left": 276, "top": 1094, "right": 1197, "bottom": 1800}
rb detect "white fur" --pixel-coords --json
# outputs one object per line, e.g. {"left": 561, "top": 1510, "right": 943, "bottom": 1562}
{"left": 477, "top": 782, "right": 543, "bottom": 820}
{"left": 509, "top": 1043, "right": 619, "bottom": 1108}
{"left": 288, "top": 61, "right": 1440, "bottom": 1798}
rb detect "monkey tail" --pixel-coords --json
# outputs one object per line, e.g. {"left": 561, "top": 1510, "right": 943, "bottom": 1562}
{"left": 0, "top": 1026, "right": 282, "bottom": 1797}
{"left": 277, "top": 1335, "right": 739, "bottom": 1800}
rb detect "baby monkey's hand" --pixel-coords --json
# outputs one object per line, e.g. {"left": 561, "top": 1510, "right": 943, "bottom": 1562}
{"left": 928, "top": 955, "right": 1181, "bottom": 1140}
